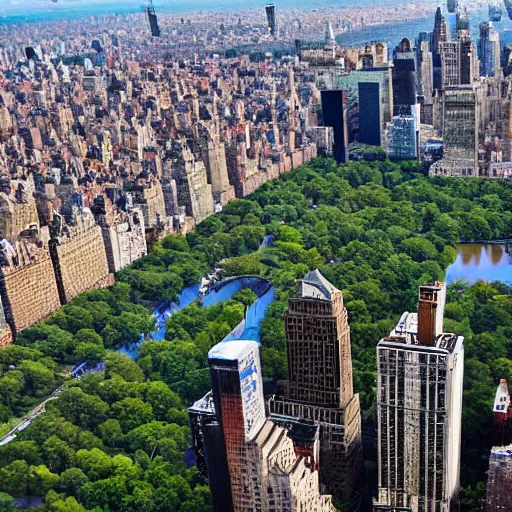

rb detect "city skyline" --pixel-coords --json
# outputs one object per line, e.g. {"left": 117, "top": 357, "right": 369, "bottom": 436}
{"left": 0, "top": 0, "right": 510, "bottom": 511}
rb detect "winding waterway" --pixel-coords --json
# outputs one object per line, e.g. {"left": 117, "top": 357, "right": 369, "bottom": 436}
{"left": 445, "top": 244, "right": 511, "bottom": 285}
{"left": 118, "top": 276, "right": 275, "bottom": 359}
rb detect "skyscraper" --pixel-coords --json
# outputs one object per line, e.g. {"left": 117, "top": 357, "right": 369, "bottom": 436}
{"left": 478, "top": 22, "right": 501, "bottom": 77}
{"left": 432, "top": 8, "right": 448, "bottom": 64}
{"left": 321, "top": 90, "right": 349, "bottom": 163}
{"left": 430, "top": 86, "right": 479, "bottom": 177}
{"left": 416, "top": 36, "right": 434, "bottom": 124}
{"left": 439, "top": 41, "right": 461, "bottom": 88}
{"left": 265, "top": 4, "right": 277, "bottom": 36}
{"left": 432, "top": 7, "right": 448, "bottom": 90}
{"left": 375, "top": 282, "right": 464, "bottom": 512}
{"left": 359, "top": 82, "right": 382, "bottom": 145}
{"left": 386, "top": 113, "right": 418, "bottom": 160}
{"left": 484, "top": 380, "right": 512, "bottom": 512}
{"left": 269, "top": 270, "right": 363, "bottom": 506}
{"left": 145, "top": 1, "right": 160, "bottom": 37}
{"left": 392, "top": 38, "right": 417, "bottom": 114}
{"left": 209, "top": 339, "right": 267, "bottom": 510}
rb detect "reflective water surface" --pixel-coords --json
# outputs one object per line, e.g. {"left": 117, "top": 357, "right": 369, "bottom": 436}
{"left": 446, "top": 244, "right": 511, "bottom": 285}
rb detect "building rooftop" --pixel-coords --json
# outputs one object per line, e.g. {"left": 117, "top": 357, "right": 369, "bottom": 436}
{"left": 493, "top": 379, "right": 510, "bottom": 414}
{"left": 188, "top": 390, "right": 216, "bottom": 415}
{"left": 380, "top": 310, "right": 460, "bottom": 353}
{"left": 299, "top": 269, "right": 339, "bottom": 301}
{"left": 208, "top": 338, "right": 260, "bottom": 362}
{"left": 491, "top": 444, "right": 512, "bottom": 457}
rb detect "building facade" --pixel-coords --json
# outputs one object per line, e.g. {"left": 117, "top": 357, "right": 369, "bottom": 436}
{"left": 375, "top": 282, "right": 464, "bottom": 512}
{"left": 198, "top": 337, "right": 336, "bottom": 512}
{"left": 484, "top": 380, "right": 512, "bottom": 511}
{"left": 269, "top": 270, "right": 364, "bottom": 507}
{"left": 478, "top": 21, "right": 500, "bottom": 78}
{"left": 430, "top": 86, "right": 479, "bottom": 177}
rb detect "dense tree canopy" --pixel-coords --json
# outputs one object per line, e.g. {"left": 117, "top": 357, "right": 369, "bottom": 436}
{"left": 0, "top": 158, "right": 511, "bottom": 510}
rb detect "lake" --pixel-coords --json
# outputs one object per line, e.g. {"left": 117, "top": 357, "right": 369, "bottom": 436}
{"left": 445, "top": 244, "right": 511, "bottom": 285}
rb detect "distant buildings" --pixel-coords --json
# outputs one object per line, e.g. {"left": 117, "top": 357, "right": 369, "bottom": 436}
{"left": 0, "top": 20, "right": 325, "bottom": 336}
{"left": 374, "top": 282, "right": 464, "bottom": 512}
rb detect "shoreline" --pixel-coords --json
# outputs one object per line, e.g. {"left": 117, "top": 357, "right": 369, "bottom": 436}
{"left": 0, "top": 0, "right": 438, "bottom": 27}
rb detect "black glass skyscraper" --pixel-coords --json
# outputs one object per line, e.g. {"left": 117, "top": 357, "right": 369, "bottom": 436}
{"left": 320, "top": 90, "right": 349, "bottom": 163}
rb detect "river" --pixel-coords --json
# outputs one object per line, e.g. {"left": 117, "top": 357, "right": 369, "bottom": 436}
{"left": 445, "top": 243, "right": 512, "bottom": 285}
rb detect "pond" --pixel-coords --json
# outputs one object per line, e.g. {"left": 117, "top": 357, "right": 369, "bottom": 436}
{"left": 445, "top": 244, "right": 511, "bottom": 285}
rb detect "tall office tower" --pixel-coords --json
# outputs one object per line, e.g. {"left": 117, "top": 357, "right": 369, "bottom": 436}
{"left": 432, "top": 8, "right": 448, "bottom": 61}
{"left": 359, "top": 82, "right": 383, "bottom": 145}
{"left": 439, "top": 41, "right": 461, "bottom": 87}
{"left": 204, "top": 339, "right": 336, "bottom": 512}
{"left": 432, "top": 8, "right": 448, "bottom": 89}
{"left": 484, "top": 380, "right": 512, "bottom": 512}
{"left": 374, "top": 282, "right": 464, "bottom": 512}
{"left": 455, "top": 9, "right": 475, "bottom": 84}
{"left": 392, "top": 38, "right": 417, "bottom": 114}
{"left": 320, "top": 90, "right": 349, "bottom": 163}
{"left": 145, "top": 1, "right": 160, "bottom": 37}
{"left": 438, "top": 86, "right": 479, "bottom": 176}
{"left": 417, "top": 36, "right": 434, "bottom": 124}
{"left": 447, "top": 0, "right": 457, "bottom": 13}
{"left": 330, "top": 68, "right": 392, "bottom": 145}
{"left": 265, "top": 4, "right": 277, "bottom": 36}
{"left": 459, "top": 41, "right": 474, "bottom": 85}
{"left": 479, "top": 22, "right": 500, "bottom": 77}
{"left": 386, "top": 114, "right": 418, "bottom": 159}
{"left": 269, "top": 270, "right": 363, "bottom": 506}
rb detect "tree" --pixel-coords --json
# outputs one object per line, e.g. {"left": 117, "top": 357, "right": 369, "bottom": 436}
{"left": 50, "top": 388, "right": 109, "bottom": 429}
{"left": 52, "top": 306, "right": 94, "bottom": 334}
{"left": 42, "top": 435, "right": 75, "bottom": 473}
{"left": 0, "top": 440, "right": 40, "bottom": 466}
{"left": 74, "top": 329, "right": 104, "bottom": 346}
{"left": 18, "top": 360, "right": 55, "bottom": 396}
{"left": 0, "top": 492, "right": 16, "bottom": 511}
{"left": 58, "top": 467, "right": 89, "bottom": 495}
{"left": 98, "top": 419, "right": 124, "bottom": 448}
{"left": 111, "top": 397, "right": 154, "bottom": 433}
{"left": 72, "top": 343, "right": 106, "bottom": 364}
{"left": 46, "top": 495, "right": 86, "bottom": 512}
{"left": 29, "top": 464, "right": 59, "bottom": 495}
{"left": 0, "top": 460, "right": 30, "bottom": 495}
{"left": 75, "top": 448, "right": 113, "bottom": 481}
{"left": 400, "top": 237, "right": 438, "bottom": 263}
{"left": 104, "top": 353, "right": 145, "bottom": 383}
{"left": 145, "top": 382, "right": 182, "bottom": 421}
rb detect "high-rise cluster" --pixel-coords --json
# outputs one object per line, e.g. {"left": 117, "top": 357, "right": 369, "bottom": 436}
{"left": 189, "top": 270, "right": 363, "bottom": 511}
{"left": 311, "top": 5, "right": 512, "bottom": 178}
